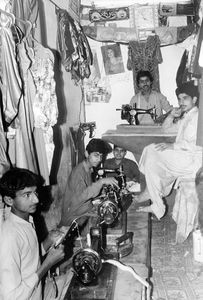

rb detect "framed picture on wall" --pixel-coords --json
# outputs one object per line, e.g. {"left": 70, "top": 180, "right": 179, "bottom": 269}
{"left": 101, "top": 44, "right": 125, "bottom": 75}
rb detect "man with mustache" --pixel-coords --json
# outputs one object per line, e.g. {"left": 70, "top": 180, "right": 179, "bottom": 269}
{"left": 136, "top": 81, "right": 202, "bottom": 222}
{"left": 130, "top": 70, "right": 172, "bottom": 124}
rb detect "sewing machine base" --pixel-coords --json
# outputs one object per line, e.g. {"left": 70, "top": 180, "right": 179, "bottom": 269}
{"left": 64, "top": 263, "right": 117, "bottom": 300}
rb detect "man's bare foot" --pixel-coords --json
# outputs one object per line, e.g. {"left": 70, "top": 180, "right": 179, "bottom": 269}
{"left": 136, "top": 205, "right": 153, "bottom": 213}
{"left": 133, "top": 189, "right": 151, "bottom": 203}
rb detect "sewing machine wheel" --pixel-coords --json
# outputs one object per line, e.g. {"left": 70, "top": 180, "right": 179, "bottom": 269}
{"left": 98, "top": 200, "right": 119, "bottom": 225}
{"left": 72, "top": 248, "right": 102, "bottom": 284}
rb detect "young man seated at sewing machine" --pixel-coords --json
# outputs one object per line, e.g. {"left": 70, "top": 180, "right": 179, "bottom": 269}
{"left": 135, "top": 82, "right": 202, "bottom": 242}
{"left": 59, "top": 138, "right": 118, "bottom": 229}
{"left": 104, "top": 144, "right": 140, "bottom": 185}
{"left": 129, "top": 70, "right": 172, "bottom": 124}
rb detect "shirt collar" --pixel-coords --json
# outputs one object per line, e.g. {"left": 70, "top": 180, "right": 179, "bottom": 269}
{"left": 183, "top": 106, "right": 198, "bottom": 117}
{"left": 9, "top": 212, "right": 34, "bottom": 226}
{"left": 83, "top": 160, "right": 92, "bottom": 173}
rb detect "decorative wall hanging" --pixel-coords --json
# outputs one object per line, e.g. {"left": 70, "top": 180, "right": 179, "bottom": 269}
{"left": 85, "top": 77, "right": 112, "bottom": 103}
{"left": 89, "top": 7, "right": 129, "bottom": 23}
{"left": 159, "top": 2, "right": 195, "bottom": 16}
{"left": 81, "top": 3, "right": 198, "bottom": 45}
{"left": 83, "top": 49, "right": 111, "bottom": 103}
{"left": 66, "top": 0, "right": 81, "bottom": 22}
{"left": 83, "top": 25, "right": 138, "bottom": 43}
{"left": 101, "top": 44, "right": 124, "bottom": 76}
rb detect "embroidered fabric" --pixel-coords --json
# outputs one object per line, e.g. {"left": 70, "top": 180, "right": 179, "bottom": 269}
{"left": 127, "top": 35, "right": 162, "bottom": 94}
{"left": 30, "top": 42, "right": 58, "bottom": 171}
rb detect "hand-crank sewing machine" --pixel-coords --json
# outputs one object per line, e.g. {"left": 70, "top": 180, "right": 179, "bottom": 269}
{"left": 116, "top": 103, "right": 157, "bottom": 125}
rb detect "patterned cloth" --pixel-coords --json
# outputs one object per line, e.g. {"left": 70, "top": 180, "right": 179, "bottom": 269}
{"left": 31, "top": 42, "right": 58, "bottom": 172}
{"left": 127, "top": 35, "right": 162, "bottom": 94}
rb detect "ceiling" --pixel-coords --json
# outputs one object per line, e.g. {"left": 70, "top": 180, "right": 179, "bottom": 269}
{"left": 81, "top": 0, "right": 191, "bottom": 8}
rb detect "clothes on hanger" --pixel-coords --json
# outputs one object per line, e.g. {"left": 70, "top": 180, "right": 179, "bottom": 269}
{"left": 127, "top": 35, "right": 163, "bottom": 94}
{"left": 11, "top": 0, "right": 39, "bottom": 35}
{"left": 30, "top": 41, "right": 58, "bottom": 175}
{"left": 0, "top": 8, "right": 58, "bottom": 184}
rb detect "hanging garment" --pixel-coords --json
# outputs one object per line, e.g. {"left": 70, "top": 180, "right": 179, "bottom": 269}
{"left": 0, "top": 107, "right": 10, "bottom": 176}
{"left": 56, "top": 8, "right": 93, "bottom": 84}
{"left": 197, "top": 79, "right": 203, "bottom": 147}
{"left": 0, "top": 14, "right": 38, "bottom": 173}
{"left": 176, "top": 50, "right": 191, "bottom": 87}
{"left": 0, "top": 15, "right": 23, "bottom": 124}
{"left": 11, "top": 0, "right": 39, "bottom": 35}
{"left": 15, "top": 39, "right": 39, "bottom": 173}
{"left": 127, "top": 35, "right": 162, "bottom": 94}
{"left": 30, "top": 42, "right": 58, "bottom": 175}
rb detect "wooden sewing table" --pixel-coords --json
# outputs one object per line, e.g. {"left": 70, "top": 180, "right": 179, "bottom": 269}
{"left": 102, "top": 124, "right": 176, "bottom": 161}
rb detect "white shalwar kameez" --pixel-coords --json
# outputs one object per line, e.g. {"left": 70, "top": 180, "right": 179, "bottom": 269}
{"left": 139, "top": 106, "right": 202, "bottom": 219}
{"left": 0, "top": 213, "right": 42, "bottom": 300}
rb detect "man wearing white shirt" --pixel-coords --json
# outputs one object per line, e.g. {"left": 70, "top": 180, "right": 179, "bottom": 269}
{"left": 137, "top": 82, "right": 202, "bottom": 219}
{"left": 0, "top": 168, "right": 65, "bottom": 300}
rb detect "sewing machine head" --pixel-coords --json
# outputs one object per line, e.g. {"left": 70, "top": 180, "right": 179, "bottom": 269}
{"left": 96, "top": 165, "right": 126, "bottom": 190}
{"left": 116, "top": 104, "right": 157, "bottom": 125}
{"left": 96, "top": 184, "right": 120, "bottom": 225}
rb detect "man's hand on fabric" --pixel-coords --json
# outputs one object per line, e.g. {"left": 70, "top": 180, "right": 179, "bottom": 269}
{"left": 155, "top": 143, "right": 174, "bottom": 151}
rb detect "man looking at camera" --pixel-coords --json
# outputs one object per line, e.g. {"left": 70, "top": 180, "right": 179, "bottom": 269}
{"left": 130, "top": 70, "right": 172, "bottom": 124}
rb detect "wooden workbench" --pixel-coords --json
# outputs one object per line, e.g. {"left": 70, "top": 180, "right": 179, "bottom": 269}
{"left": 102, "top": 124, "right": 176, "bottom": 161}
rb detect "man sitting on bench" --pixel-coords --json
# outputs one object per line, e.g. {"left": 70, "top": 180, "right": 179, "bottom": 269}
{"left": 136, "top": 82, "right": 202, "bottom": 226}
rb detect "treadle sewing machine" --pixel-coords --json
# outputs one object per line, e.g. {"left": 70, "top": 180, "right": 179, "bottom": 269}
{"left": 116, "top": 103, "right": 157, "bottom": 125}
{"left": 60, "top": 167, "right": 137, "bottom": 299}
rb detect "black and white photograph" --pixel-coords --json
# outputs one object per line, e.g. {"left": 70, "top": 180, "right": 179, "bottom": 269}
{"left": 0, "top": 1, "right": 203, "bottom": 300}
{"left": 101, "top": 44, "right": 125, "bottom": 75}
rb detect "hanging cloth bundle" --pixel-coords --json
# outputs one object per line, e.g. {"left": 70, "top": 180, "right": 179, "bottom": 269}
{"left": 55, "top": 8, "right": 93, "bottom": 85}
